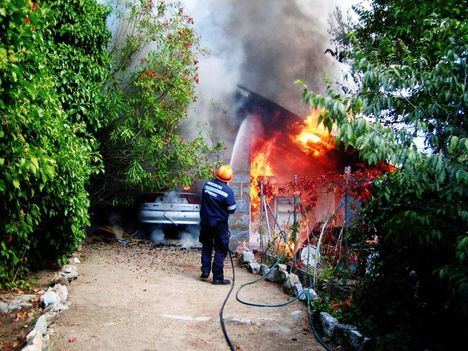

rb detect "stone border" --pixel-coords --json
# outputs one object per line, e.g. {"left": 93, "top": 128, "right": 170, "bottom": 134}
{"left": 238, "top": 249, "right": 372, "bottom": 351}
{"left": 21, "top": 254, "right": 81, "bottom": 351}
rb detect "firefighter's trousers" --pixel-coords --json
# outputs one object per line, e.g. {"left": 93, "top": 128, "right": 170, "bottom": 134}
{"left": 199, "top": 222, "right": 229, "bottom": 280}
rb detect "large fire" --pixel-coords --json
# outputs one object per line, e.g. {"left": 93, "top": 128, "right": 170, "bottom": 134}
{"left": 243, "top": 103, "right": 391, "bottom": 262}
{"left": 249, "top": 109, "right": 335, "bottom": 217}
{"left": 292, "top": 110, "right": 335, "bottom": 157}
{"left": 250, "top": 150, "right": 274, "bottom": 213}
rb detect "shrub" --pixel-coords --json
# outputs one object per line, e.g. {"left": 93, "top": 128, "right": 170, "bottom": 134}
{"left": 0, "top": 0, "right": 111, "bottom": 286}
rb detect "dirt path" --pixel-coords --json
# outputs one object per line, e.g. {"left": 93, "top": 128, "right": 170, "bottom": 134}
{"left": 48, "top": 243, "right": 323, "bottom": 351}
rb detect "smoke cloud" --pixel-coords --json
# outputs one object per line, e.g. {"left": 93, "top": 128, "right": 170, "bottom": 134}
{"left": 182, "top": 0, "right": 354, "bottom": 159}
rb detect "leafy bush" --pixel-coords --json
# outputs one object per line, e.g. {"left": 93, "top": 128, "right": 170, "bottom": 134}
{"left": 1, "top": 0, "right": 220, "bottom": 287}
{"left": 0, "top": 0, "right": 111, "bottom": 287}
{"left": 92, "top": 0, "right": 220, "bottom": 205}
{"left": 349, "top": 169, "right": 467, "bottom": 350}
{"left": 301, "top": 0, "right": 467, "bottom": 349}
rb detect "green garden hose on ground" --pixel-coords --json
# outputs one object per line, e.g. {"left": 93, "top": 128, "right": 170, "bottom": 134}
{"left": 219, "top": 250, "right": 236, "bottom": 351}
{"left": 219, "top": 250, "right": 332, "bottom": 350}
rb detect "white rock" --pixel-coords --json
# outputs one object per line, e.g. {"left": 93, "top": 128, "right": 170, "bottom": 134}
{"left": 288, "top": 273, "right": 300, "bottom": 285}
{"left": 337, "top": 323, "right": 357, "bottom": 332}
{"left": 53, "top": 284, "right": 68, "bottom": 303}
{"left": 42, "top": 334, "right": 50, "bottom": 348}
{"left": 247, "top": 262, "right": 261, "bottom": 274}
{"left": 259, "top": 264, "right": 270, "bottom": 275}
{"left": 51, "top": 273, "right": 69, "bottom": 286}
{"left": 21, "top": 346, "right": 41, "bottom": 351}
{"left": 43, "top": 311, "right": 58, "bottom": 325}
{"left": 294, "top": 282, "right": 305, "bottom": 299}
{"left": 348, "top": 329, "right": 364, "bottom": 350}
{"left": 239, "top": 251, "right": 255, "bottom": 265}
{"left": 278, "top": 269, "right": 289, "bottom": 283}
{"left": 43, "top": 301, "right": 68, "bottom": 313}
{"left": 60, "top": 265, "right": 78, "bottom": 281}
{"left": 301, "top": 245, "right": 318, "bottom": 267}
{"left": 319, "top": 312, "right": 339, "bottom": 337}
{"left": 34, "top": 315, "right": 48, "bottom": 335}
{"left": 265, "top": 267, "right": 279, "bottom": 282}
{"left": 62, "top": 264, "right": 76, "bottom": 274}
{"left": 30, "top": 329, "right": 43, "bottom": 348}
{"left": 26, "top": 329, "right": 38, "bottom": 343}
{"left": 40, "top": 290, "right": 59, "bottom": 309}
{"left": 68, "top": 257, "right": 80, "bottom": 265}
{"left": 305, "top": 288, "right": 318, "bottom": 301}
{"left": 285, "top": 272, "right": 300, "bottom": 292}
{"left": 278, "top": 264, "right": 287, "bottom": 272}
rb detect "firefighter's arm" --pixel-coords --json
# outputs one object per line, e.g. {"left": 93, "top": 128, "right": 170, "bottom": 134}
{"left": 226, "top": 190, "right": 237, "bottom": 214}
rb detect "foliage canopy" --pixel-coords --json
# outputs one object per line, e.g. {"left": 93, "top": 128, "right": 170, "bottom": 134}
{"left": 92, "top": 1, "right": 220, "bottom": 205}
{"left": 0, "top": 0, "right": 110, "bottom": 286}
{"left": 302, "top": 0, "right": 467, "bottom": 349}
{"left": 1, "top": 0, "right": 217, "bottom": 287}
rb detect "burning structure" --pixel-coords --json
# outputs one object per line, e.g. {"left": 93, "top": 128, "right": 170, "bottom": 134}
{"left": 228, "top": 87, "right": 389, "bottom": 258}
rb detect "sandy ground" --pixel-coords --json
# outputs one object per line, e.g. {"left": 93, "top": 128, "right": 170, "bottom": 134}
{"left": 48, "top": 243, "right": 324, "bottom": 351}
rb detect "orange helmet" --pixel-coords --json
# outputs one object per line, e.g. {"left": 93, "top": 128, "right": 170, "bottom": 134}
{"left": 215, "top": 164, "right": 233, "bottom": 182}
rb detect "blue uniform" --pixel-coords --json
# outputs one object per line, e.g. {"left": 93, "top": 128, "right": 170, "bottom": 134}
{"left": 199, "top": 179, "right": 236, "bottom": 280}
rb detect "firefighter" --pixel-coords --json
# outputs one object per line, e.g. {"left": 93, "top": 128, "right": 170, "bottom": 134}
{"left": 199, "top": 165, "right": 237, "bottom": 285}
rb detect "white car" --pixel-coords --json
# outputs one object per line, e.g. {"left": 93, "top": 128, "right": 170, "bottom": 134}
{"left": 139, "top": 191, "right": 201, "bottom": 225}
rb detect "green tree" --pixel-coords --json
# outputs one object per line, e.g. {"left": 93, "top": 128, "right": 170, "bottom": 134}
{"left": 0, "top": 0, "right": 219, "bottom": 287}
{"left": 300, "top": 1, "right": 467, "bottom": 349}
{"left": 0, "top": 0, "right": 111, "bottom": 286}
{"left": 91, "top": 0, "right": 220, "bottom": 205}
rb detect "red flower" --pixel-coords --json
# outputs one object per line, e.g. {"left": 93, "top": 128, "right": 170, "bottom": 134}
{"left": 32, "top": 2, "right": 39, "bottom": 11}
{"left": 24, "top": 17, "right": 30, "bottom": 23}
{"left": 145, "top": 69, "right": 155, "bottom": 77}
{"left": 342, "top": 298, "right": 351, "bottom": 310}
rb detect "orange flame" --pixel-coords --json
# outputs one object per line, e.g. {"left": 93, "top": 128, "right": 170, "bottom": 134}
{"left": 250, "top": 144, "right": 275, "bottom": 214}
{"left": 292, "top": 110, "right": 335, "bottom": 157}
{"left": 274, "top": 240, "right": 297, "bottom": 258}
